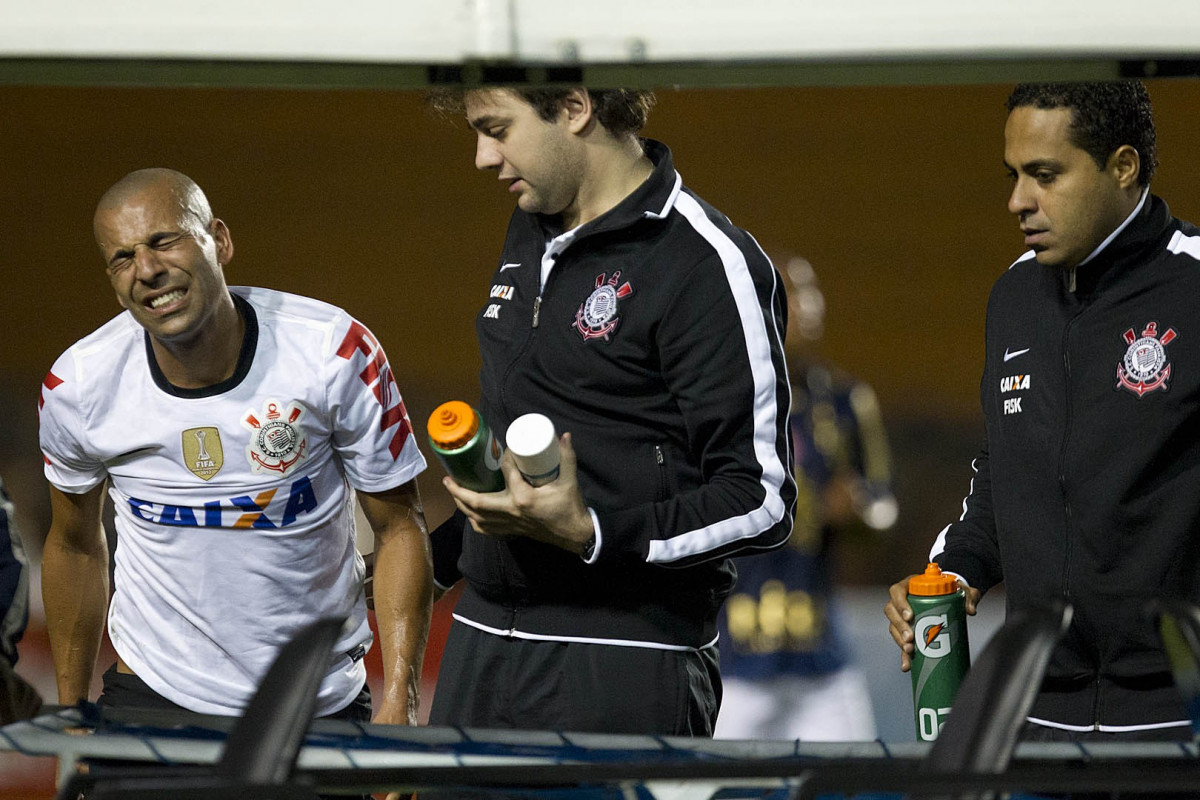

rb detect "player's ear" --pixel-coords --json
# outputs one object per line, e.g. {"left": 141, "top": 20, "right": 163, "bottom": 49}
{"left": 562, "top": 88, "right": 594, "bottom": 135}
{"left": 1109, "top": 144, "right": 1141, "bottom": 190}
{"left": 211, "top": 218, "right": 234, "bottom": 267}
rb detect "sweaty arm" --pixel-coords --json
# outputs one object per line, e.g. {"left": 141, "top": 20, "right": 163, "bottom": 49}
{"left": 358, "top": 480, "right": 432, "bottom": 726}
{"left": 42, "top": 484, "right": 109, "bottom": 705}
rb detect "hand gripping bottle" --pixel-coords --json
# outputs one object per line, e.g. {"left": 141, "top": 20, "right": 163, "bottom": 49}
{"left": 427, "top": 401, "right": 504, "bottom": 493}
{"left": 908, "top": 562, "right": 971, "bottom": 742}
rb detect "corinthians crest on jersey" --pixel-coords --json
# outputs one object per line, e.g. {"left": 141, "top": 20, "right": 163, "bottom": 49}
{"left": 243, "top": 400, "right": 309, "bottom": 474}
{"left": 1116, "top": 321, "right": 1178, "bottom": 398}
{"left": 574, "top": 271, "right": 633, "bottom": 342}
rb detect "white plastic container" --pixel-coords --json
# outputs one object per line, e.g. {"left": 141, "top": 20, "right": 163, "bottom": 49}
{"left": 505, "top": 413, "right": 561, "bottom": 487}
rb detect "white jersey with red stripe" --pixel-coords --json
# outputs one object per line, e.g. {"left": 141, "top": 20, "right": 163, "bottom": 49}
{"left": 38, "top": 286, "right": 426, "bottom": 716}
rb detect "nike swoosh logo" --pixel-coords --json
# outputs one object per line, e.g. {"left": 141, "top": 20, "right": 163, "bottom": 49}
{"left": 1003, "top": 347, "right": 1030, "bottom": 362}
{"left": 499, "top": 262, "right": 521, "bottom": 272}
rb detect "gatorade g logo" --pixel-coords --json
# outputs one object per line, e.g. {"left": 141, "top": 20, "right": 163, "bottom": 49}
{"left": 915, "top": 613, "right": 953, "bottom": 658}
{"left": 484, "top": 431, "right": 502, "bottom": 471}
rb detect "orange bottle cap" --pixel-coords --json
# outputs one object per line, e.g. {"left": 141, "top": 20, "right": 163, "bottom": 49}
{"left": 908, "top": 562, "right": 959, "bottom": 596}
{"left": 428, "top": 401, "right": 479, "bottom": 450}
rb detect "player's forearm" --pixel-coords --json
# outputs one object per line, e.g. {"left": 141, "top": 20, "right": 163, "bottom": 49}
{"left": 41, "top": 533, "right": 109, "bottom": 704}
{"left": 372, "top": 524, "right": 433, "bottom": 725}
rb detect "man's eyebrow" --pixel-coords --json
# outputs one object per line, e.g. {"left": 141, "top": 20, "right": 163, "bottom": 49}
{"left": 105, "top": 230, "right": 185, "bottom": 258}
{"left": 1014, "top": 158, "right": 1062, "bottom": 174}
{"left": 468, "top": 114, "right": 503, "bottom": 131}
{"left": 106, "top": 244, "right": 138, "bottom": 267}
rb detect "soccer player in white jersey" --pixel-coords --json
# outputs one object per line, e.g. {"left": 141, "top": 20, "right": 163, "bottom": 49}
{"left": 39, "top": 169, "right": 432, "bottom": 730}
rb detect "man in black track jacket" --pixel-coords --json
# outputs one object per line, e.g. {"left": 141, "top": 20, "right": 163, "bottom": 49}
{"left": 427, "top": 87, "right": 795, "bottom": 735}
{"left": 886, "top": 81, "right": 1200, "bottom": 741}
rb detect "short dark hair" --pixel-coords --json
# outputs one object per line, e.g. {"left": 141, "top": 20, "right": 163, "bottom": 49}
{"left": 1006, "top": 81, "right": 1157, "bottom": 187}
{"left": 428, "top": 87, "right": 655, "bottom": 138}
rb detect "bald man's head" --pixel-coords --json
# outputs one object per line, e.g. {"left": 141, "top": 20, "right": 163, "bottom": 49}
{"left": 94, "top": 169, "right": 213, "bottom": 249}
{"left": 92, "top": 168, "right": 235, "bottom": 349}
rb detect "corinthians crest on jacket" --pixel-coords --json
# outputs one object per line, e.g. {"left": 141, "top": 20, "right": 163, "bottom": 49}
{"left": 243, "top": 400, "right": 308, "bottom": 474}
{"left": 1117, "top": 321, "right": 1178, "bottom": 398}
{"left": 574, "top": 271, "right": 633, "bottom": 341}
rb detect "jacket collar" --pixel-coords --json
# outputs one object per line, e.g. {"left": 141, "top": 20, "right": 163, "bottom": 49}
{"left": 533, "top": 138, "right": 681, "bottom": 242}
{"left": 1071, "top": 191, "right": 1173, "bottom": 297}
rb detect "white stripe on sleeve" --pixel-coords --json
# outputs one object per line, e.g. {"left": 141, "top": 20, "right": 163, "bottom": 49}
{"left": 647, "top": 191, "right": 789, "bottom": 563}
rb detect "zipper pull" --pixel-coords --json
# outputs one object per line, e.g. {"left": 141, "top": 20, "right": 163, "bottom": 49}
{"left": 532, "top": 296, "right": 542, "bottom": 328}
{"left": 655, "top": 445, "right": 664, "bottom": 465}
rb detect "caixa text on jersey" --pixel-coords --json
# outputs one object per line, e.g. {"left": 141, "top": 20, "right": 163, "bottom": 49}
{"left": 126, "top": 475, "right": 317, "bottom": 529}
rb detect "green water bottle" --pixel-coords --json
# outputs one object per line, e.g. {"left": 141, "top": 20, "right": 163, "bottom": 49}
{"left": 908, "top": 562, "right": 971, "bottom": 742}
{"left": 426, "top": 401, "right": 504, "bottom": 493}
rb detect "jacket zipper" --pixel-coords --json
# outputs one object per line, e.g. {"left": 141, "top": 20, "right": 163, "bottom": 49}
{"left": 1059, "top": 318, "right": 1076, "bottom": 602}
{"left": 499, "top": 266, "right": 548, "bottom": 411}
{"left": 531, "top": 245, "right": 561, "bottom": 330}
{"left": 1062, "top": 307, "right": 1104, "bottom": 726}
{"left": 654, "top": 445, "right": 667, "bottom": 500}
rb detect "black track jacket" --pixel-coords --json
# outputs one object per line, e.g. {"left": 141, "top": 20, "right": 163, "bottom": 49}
{"left": 433, "top": 140, "right": 796, "bottom": 651}
{"left": 936, "top": 193, "right": 1200, "bottom": 731}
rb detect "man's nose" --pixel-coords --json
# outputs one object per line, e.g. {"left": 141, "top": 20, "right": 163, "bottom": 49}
{"left": 1008, "top": 178, "right": 1035, "bottom": 217}
{"left": 132, "top": 245, "right": 168, "bottom": 280}
{"left": 475, "top": 135, "right": 501, "bottom": 171}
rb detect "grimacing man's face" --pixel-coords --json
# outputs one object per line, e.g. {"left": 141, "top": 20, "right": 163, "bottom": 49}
{"left": 95, "top": 186, "right": 232, "bottom": 345}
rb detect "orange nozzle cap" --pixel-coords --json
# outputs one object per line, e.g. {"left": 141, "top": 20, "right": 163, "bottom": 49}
{"left": 908, "top": 562, "right": 959, "bottom": 596}
{"left": 428, "top": 401, "right": 480, "bottom": 450}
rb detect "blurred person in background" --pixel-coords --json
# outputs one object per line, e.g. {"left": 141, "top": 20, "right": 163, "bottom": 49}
{"left": 717, "top": 256, "right": 896, "bottom": 741}
{"left": 0, "top": 475, "right": 42, "bottom": 725}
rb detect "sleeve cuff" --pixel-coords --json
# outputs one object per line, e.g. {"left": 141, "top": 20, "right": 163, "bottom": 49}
{"left": 581, "top": 508, "right": 602, "bottom": 564}
{"left": 935, "top": 552, "right": 988, "bottom": 593}
{"left": 941, "top": 570, "right": 971, "bottom": 590}
{"left": 429, "top": 510, "right": 465, "bottom": 588}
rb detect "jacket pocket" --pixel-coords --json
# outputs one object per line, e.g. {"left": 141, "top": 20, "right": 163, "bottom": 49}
{"left": 654, "top": 443, "right": 668, "bottom": 501}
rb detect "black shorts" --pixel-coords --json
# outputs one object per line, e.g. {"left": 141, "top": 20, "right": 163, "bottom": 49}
{"left": 428, "top": 619, "right": 721, "bottom": 735}
{"left": 98, "top": 663, "right": 372, "bottom": 722}
{"left": 90, "top": 664, "right": 372, "bottom": 799}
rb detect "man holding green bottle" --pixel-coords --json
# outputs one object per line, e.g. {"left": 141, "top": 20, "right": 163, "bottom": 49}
{"left": 426, "top": 86, "right": 796, "bottom": 736}
{"left": 886, "top": 80, "right": 1200, "bottom": 743}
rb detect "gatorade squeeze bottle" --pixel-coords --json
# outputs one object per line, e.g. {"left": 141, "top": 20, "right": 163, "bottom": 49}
{"left": 427, "top": 401, "right": 504, "bottom": 493}
{"left": 908, "top": 562, "right": 971, "bottom": 742}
